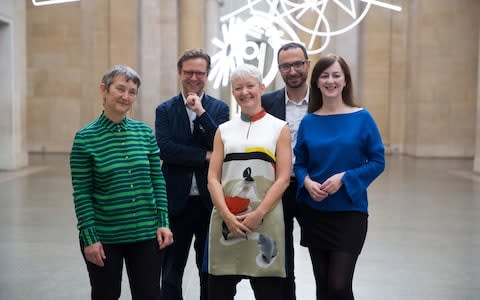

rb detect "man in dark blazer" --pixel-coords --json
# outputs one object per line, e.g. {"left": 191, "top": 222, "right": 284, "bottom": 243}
{"left": 155, "top": 48, "right": 229, "bottom": 300}
{"left": 261, "top": 42, "right": 310, "bottom": 300}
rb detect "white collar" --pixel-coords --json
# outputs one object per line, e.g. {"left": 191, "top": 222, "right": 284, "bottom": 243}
{"left": 284, "top": 87, "right": 309, "bottom": 105}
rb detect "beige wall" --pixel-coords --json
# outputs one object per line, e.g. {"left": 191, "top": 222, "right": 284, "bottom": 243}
{"left": 20, "top": 0, "right": 480, "bottom": 167}
{"left": 27, "top": 0, "right": 137, "bottom": 152}
{"left": 404, "top": 0, "right": 479, "bottom": 157}
{"left": 25, "top": 0, "right": 215, "bottom": 151}
{"left": 362, "top": 0, "right": 479, "bottom": 158}
{"left": 27, "top": 1, "right": 82, "bottom": 153}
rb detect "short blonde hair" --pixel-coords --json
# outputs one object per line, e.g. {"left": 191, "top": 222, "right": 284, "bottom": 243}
{"left": 230, "top": 64, "right": 263, "bottom": 84}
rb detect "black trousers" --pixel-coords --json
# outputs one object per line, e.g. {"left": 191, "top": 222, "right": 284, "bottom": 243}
{"left": 161, "top": 196, "right": 210, "bottom": 300}
{"left": 282, "top": 177, "right": 298, "bottom": 300}
{"left": 80, "top": 239, "right": 164, "bottom": 300}
{"left": 208, "top": 274, "right": 283, "bottom": 300}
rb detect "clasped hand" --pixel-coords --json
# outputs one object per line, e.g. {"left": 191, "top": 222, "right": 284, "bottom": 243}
{"left": 305, "top": 172, "right": 345, "bottom": 202}
{"left": 224, "top": 209, "right": 264, "bottom": 238}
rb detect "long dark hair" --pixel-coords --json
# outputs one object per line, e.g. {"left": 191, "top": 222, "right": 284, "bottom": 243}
{"left": 308, "top": 54, "right": 355, "bottom": 113}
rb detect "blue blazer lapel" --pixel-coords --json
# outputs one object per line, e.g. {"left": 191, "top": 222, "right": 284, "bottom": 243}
{"left": 173, "top": 95, "right": 192, "bottom": 136}
{"left": 271, "top": 89, "right": 287, "bottom": 120}
{"left": 201, "top": 94, "right": 212, "bottom": 109}
{"left": 277, "top": 89, "right": 287, "bottom": 120}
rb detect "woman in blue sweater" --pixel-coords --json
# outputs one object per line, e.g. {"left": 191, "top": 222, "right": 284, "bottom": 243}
{"left": 294, "top": 54, "right": 385, "bottom": 300}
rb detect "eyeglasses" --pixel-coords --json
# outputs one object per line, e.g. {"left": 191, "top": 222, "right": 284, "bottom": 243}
{"left": 182, "top": 70, "right": 207, "bottom": 78}
{"left": 278, "top": 60, "right": 307, "bottom": 73}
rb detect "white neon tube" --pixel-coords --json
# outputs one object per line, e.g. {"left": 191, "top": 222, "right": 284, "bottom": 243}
{"left": 360, "top": 0, "right": 402, "bottom": 12}
{"left": 32, "top": 0, "right": 80, "bottom": 6}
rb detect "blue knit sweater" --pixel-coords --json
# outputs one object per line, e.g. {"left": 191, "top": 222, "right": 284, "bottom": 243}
{"left": 294, "top": 109, "right": 385, "bottom": 213}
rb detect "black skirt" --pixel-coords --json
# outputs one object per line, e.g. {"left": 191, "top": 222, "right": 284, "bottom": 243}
{"left": 297, "top": 204, "right": 368, "bottom": 255}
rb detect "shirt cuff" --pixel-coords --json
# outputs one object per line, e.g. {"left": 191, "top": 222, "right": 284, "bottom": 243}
{"left": 158, "top": 211, "right": 170, "bottom": 228}
{"left": 80, "top": 227, "right": 99, "bottom": 246}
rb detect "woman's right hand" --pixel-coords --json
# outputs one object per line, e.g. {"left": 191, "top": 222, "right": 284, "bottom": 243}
{"left": 84, "top": 242, "right": 106, "bottom": 267}
{"left": 224, "top": 213, "right": 252, "bottom": 238}
{"left": 305, "top": 176, "right": 329, "bottom": 202}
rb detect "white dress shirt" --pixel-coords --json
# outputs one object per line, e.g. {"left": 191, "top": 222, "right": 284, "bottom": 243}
{"left": 284, "top": 88, "right": 309, "bottom": 171}
{"left": 182, "top": 91, "right": 205, "bottom": 196}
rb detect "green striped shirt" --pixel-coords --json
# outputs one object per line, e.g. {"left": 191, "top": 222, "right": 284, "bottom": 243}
{"left": 70, "top": 112, "right": 169, "bottom": 246}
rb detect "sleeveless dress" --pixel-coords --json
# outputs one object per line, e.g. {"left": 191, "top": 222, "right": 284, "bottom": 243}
{"left": 206, "top": 111, "right": 287, "bottom": 278}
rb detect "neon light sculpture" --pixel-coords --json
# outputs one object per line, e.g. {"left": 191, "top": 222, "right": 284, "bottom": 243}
{"left": 210, "top": 0, "right": 401, "bottom": 88}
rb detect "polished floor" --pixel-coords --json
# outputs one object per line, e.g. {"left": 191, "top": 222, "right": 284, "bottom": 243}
{"left": 0, "top": 154, "right": 479, "bottom": 300}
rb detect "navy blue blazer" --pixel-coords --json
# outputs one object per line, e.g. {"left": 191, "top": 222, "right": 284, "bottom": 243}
{"left": 155, "top": 93, "right": 229, "bottom": 216}
{"left": 262, "top": 87, "right": 312, "bottom": 120}
{"left": 261, "top": 88, "right": 287, "bottom": 120}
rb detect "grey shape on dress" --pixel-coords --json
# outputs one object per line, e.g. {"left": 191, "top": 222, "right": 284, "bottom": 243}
{"left": 257, "top": 234, "right": 278, "bottom": 264}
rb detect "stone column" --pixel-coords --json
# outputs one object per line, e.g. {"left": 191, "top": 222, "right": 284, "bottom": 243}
{"left": 109, "top": 0, "right": 137, "bottom": 68}
{"left": 80, "top": 0, "right": 138, "bottom": 124}
{"left": 385, "top": 0, "right": 408, "bottom": 154}
{"left": 474, "top": 21, "right": 480, "bottom": 173}
{"left": 205, "top": 0, "right": 221, "bottom": 99}
{"left": 359, "top": 3, "right": 398, "bottom": 151}
{"left": 80, "top": 0, "right": 110, "bottom": 127}
{"left": 0, "top": 0, "right": 28, "bottom": 170}
{"left": 178, "top": 0, "right": 205, "bottom": 52}
{"left": 136, "top": 0, "right": 179, "bottom": 127}
{"left": 320, "top": 2, "right": 360, "bottom": 91}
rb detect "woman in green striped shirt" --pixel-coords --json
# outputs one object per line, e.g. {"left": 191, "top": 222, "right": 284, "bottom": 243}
{"left": 70, "top": 65, "right": 173, "bottom": 300}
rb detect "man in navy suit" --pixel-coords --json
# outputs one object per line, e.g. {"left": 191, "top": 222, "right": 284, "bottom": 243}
{"left": 261, "top": 42, "right": 310, "bottom": 300}
{"left": 155, "top": 48, "right": 229, "bottom": 300}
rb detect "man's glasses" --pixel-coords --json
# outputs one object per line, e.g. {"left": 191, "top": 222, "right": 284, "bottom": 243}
{"left": 278, "top": 60, "right": 307, "bottom": 73}
{"left": 182, "top": 70, "right": 207, "bottom": 78}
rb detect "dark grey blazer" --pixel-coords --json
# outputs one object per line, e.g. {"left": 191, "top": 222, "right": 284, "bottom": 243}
{"left": 261, "top": 88, "right": 287, "bottom": 120}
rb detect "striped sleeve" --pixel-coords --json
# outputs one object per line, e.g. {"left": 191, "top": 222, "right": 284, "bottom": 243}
{"left": 70, "top": 132, "right": 99, "bottom": 246}
{"left": 148, "top": 132, "right": 170, "bottom": 228}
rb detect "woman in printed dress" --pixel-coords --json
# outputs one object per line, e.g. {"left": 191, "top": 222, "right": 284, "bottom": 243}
{"left": 205, "top": 64, "right": 292, "bottom": 300}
